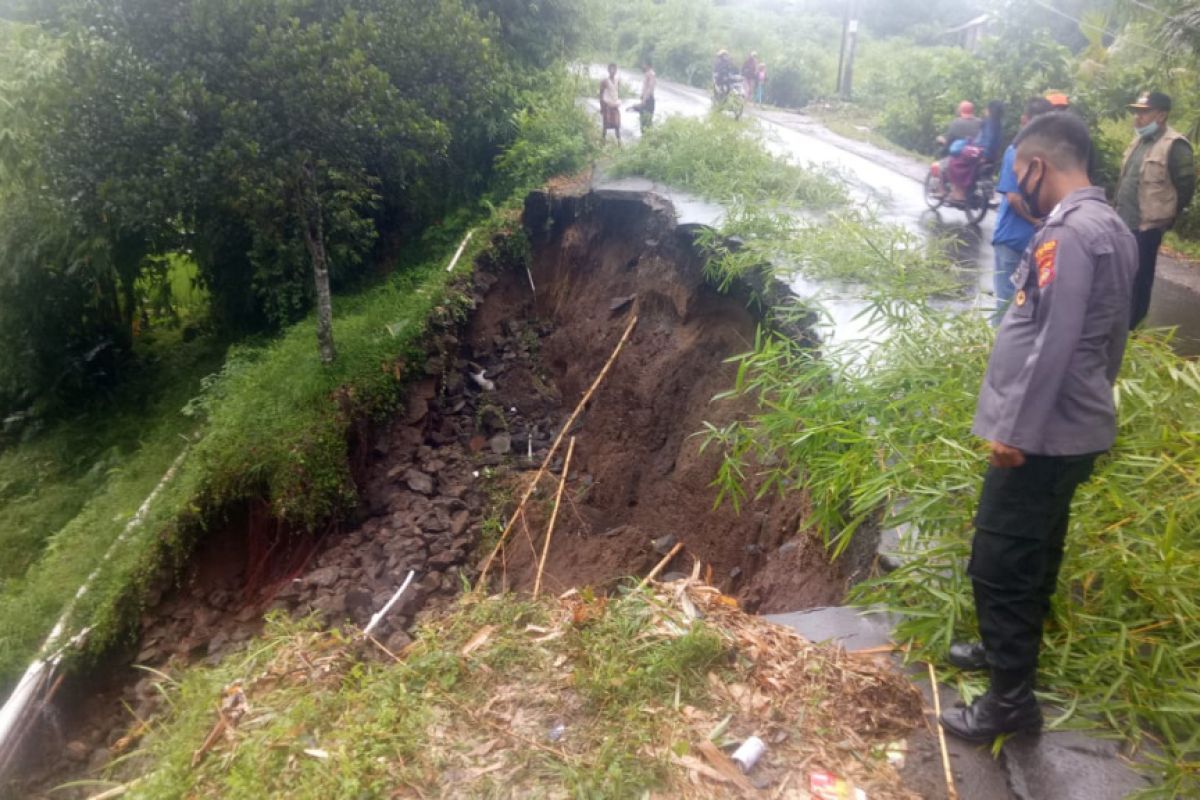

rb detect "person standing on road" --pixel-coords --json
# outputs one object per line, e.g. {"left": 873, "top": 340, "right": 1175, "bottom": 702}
{"left": 1116, "top": 91, "right": 1195, "bottom": 328}
{"left": 941, "top": 112, "right": 1138, "bottom": 743}
{"left": 599, "top": 63, "right": 622, "bottom": 145}
{"left": 991, "top": 97, "right": 1054, "bottom": 307}
{"left": 755, "top": 61, "right": 767, "bottom": 105}
{"left": 637, "top": 61, "right": 656, "bottom": 133}
{"left": 742, "top": 51, "right": 758, "bottom": 100}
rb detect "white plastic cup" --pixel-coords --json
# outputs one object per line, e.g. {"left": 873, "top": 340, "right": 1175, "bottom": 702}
{"left": 731, "top": 735, "right": 766, "bottom": 773}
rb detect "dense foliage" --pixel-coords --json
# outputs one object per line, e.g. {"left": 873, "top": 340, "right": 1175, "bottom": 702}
{"left": 0, "top": 0, "right": 586, "bottom": 415}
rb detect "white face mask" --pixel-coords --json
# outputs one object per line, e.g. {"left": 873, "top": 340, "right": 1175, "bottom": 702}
{"left": 1135, "top": 120, "right": 1161, "bottom": 139}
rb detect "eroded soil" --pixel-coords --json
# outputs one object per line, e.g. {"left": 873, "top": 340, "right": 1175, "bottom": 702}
{"left": 10, "top": 189, "right": 848, "bottom": 798}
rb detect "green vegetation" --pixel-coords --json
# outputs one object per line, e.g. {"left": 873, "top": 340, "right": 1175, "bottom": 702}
{"left": 0, "top": 0, "right": 597, "bottom": 692}
{"left": 119, "top": 593, "right": 723, "bottom": 799}
{"left": 611, "top": 114, "right": 847, "bottom": 209}
{"left": 612, "top": 115, "right": 960, "bottom": 296}
{"left": 0, "top": 0, "right": 586, "bottom": 414}
{"left": 705, "top": 259, "right": 1200, "bottom": 797}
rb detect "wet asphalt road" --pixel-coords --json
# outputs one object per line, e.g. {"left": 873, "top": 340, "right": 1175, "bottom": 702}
{"left": 586, "top": 66, "right": 1200, "bottom": 356}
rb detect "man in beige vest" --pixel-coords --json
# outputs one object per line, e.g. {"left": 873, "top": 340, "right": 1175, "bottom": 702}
{"left": 1115, "top": 91, "right": 1195, "bottom": 327}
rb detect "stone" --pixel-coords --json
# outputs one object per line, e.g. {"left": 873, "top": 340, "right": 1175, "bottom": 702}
{"left": 651, "top": 533, "right": 677, "bottom": 555}
{"left": 404, "top": 394, "right": 429, "bottom": 425}
{"left": 305, "top": 565, "right": 341, "bottom": 589}
{"left": 777, "top": 540, "right": 799, "bottom": 556}
{"left": 428, "top": 548, "right": 465, "bottom": 569}
{"left": 449, "top": 510, "right": 471, "bottom": 537}
{"left": 384, "top": 630, "right": 414, "bottom": 653}
{"left": 87, "top": 746, "right": 111, "bottom": 773}
{"left": 65, "top": 740, "right": 90, "bottom": 763}
{"left": 310, "top": 592, "right": 347, "bottom": 618}
{"left": 405, "top": 469, "right": 435, "bottom": 495}
{"left": 207, "top": 630, "right": 230, "bottom": 657}
{"left": 479, "top": 405, "right": 506, "bottom": 434}
{"left": 609, "top": 294, "right": 636, "bottom": 313}
{"left": 489, "top": 433, "right": 512, "bottom": 455}
{"left": 345, "top": 589, "right": 373, "bottom": 614}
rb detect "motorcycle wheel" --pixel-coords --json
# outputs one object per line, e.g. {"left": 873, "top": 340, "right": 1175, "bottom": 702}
{"left": 964, "top": 185, "right": 989, "bottom": 225}
{"left": 924, "top": 173, "right": 946, "bottom": 210}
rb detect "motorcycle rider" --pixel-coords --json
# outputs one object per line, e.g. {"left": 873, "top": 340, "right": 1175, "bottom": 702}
{"left": 936, "top": 101, "right": 985, "bottom": 202}
{"left": 713, "top": 49, "right": 737, "bottom": 97}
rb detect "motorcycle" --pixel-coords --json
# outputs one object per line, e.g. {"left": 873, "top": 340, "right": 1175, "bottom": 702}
{"left": 924, "top": 143, "right": 996, "bottom": 225}
{"left": 711, "top": 73, "right": 745, "bottom": 120}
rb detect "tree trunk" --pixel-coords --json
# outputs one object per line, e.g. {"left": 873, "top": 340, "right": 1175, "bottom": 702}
{"left": 299, "top": 166, "right": 336, "bottom": 365}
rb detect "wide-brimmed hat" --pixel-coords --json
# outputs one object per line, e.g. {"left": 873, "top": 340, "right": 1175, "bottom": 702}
{"left": 1128, "top": 91, "right": 1172, "bottom": 112}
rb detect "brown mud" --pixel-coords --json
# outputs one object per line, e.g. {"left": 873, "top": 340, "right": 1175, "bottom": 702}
{"left": 8, "top": 188, "right": 853, "bottom": 798}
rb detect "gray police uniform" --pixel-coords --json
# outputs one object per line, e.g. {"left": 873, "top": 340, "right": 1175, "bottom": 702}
{"left": 968, "top": 186, "right": 1137, "bottom": 674}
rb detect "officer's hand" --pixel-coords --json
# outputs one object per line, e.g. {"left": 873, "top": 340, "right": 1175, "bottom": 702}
{"left": 988, "top": 441, "right": 1026, "bottom": 468}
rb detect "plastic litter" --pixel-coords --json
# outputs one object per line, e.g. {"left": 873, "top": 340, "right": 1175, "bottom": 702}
{"left": 809, "top": 770, "right": 867, "bottom": 800}
{"left": 730, "top": 735, "right": 765, "bottom": 773}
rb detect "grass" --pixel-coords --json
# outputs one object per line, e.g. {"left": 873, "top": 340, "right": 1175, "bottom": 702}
{"left": 93, "top": 583, "right": 920, "bottom": 799}
{"left": 610, "top": 113, "right": 849, "bottom": 210}
{"left": 803, "top": 101, "right": 928, "bottom": 162}
{"left": 115, "top": 593, "right": 721, "bottom": 799}
{"left": 705, "top": 285, "right": 1200, "bottom": 796}
{"left": 0, "top": 215, "right": 508, "bottom": 691}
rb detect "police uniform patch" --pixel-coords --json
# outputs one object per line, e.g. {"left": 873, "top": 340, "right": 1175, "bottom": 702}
{"left": 1035, "top": 240, "right": 1058, "bottom": 288}
{"left": 1015, "top": 289, "right": 1027, "bottom": 306}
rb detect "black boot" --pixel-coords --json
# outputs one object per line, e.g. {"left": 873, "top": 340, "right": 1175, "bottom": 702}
{"left": 940, "top": 668, "right": 1042, "bottom": 743}
{"left": 948, "top": 641, "right": 988, "bottom": 672}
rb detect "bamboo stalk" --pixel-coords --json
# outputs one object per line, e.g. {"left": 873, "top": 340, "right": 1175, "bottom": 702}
{"left": 477, "top": 313, "right": 638, "bottom": 587}
{"left": 637, "top": 541, "right": 685, "bottom": 590}
{"left": 445, "top": 230, "right": 474, "bottom": 272}
{"left": 927, "top": 661, "right": 959, "bottom": 800}
{"left": 534, "top": 437, "right": 575, "bottom": 597}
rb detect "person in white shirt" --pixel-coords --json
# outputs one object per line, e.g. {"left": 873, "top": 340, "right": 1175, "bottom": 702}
{"left": 599, "top": 63, "right": 621, "bottom": 144}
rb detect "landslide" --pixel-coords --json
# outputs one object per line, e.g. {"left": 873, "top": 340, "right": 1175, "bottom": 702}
{"left": 11, "top": 187, "right": 849, "bottom": 798}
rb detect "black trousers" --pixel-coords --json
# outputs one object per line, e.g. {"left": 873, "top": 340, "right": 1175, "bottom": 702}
{"left": 1130, "top": 227, "right": 1164, "bottom": 329}
{"left": 968, "top": 454, "right": 1098, "bottom": 674}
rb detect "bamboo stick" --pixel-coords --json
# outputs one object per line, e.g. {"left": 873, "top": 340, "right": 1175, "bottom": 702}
{"left": 637, "top": 541, "right": 685, "bottom": 590}
{"left": 534, "top": 437, "right": 575, "bottom": 597}
{"left": 445, "top": 230, "right": 474, "bottom": 272}
{"left": 927, "top": 661, "right": 959, "bottom": 800}
{"left": 477, "top": 313, "right": 638, "bottom": 587}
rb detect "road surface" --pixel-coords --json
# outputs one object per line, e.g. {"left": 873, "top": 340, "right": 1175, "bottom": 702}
{"left": 585, "top": 66, "right": 1200, "bottom": 355}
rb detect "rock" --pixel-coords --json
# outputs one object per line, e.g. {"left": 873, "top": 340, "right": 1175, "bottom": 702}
{"left": 345, "top": 589, "right": 373, "bottom": 614}
{"left": 651, "top": 533, "right": 677, "bottom": 555}
{"left": 479, "top": 405, "right": 506, "bottom": 434}
{"left": 449, "top": 510, "right": 471, "bottom": 537}
{"left": 384, "top": 629, "right": 413, "bottom": 653}
{"left": 207, "top": 630, "right": 230, "bottom": 657}
{"left": 305, "top": 565, "right": 341, "bottom": 589}
{"left": 404, "top": 394, "right": 429, "bottom": 425}
{"left": 405, "top": 469, "right": 435, "bottom": 495}
{"left": 660, "top": 571, "right": 690, "bottom": 582}
{"left": 609, "top": 294, "right": 636, "bottom": 313}
{"left": 65, "top": 740, "right": 90, "bottom": 763}
{"left": 428, "top": 548, "right": 465, "bottom": 569}
{"left": 310, "top": 592, "right": 347, "bottom": 618}
{"left": 777, "top": 540, "right": 799, "bottom": 556}
{"left": 489, "top": 433, "right": 512, "bottom": 455}
{"left": 87, "top": 746, "right": 111, "bottom": 773}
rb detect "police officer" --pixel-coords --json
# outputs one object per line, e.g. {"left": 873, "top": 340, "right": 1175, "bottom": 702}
{"left": 941, "top": 112, "right": 1139, "bottom": 742}
{"left": 1116, "top": 91, "right": 1195, "bottom": 329}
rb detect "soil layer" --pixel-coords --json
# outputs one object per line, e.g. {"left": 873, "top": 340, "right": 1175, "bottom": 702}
{"left": 9, "top": 188, "right": 846, "bottom": 798}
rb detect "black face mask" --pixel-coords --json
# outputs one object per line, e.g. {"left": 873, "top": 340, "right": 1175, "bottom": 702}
{"left": 1017, "top": 159, "right": 1045, "bottom": 219}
